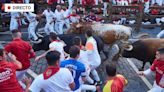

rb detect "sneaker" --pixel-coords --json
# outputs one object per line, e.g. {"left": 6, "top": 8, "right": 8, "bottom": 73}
{"left": 90, "top": 80, "right": 97, "bottom": 86}
{"left": 96, "top": 81, "right": 102, "bottom": 86}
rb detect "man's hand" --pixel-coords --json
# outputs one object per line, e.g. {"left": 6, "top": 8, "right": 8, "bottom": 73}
{"left": 22, "top": 77, "right": 32, "bottom": 87}
{"left": 8, "top": 53, "right": 16, "bottom": 61}
{"left": 35, "top": 56, "right": 41, "bottom": 62}
{"left": 22, "top": 77, "right": 32, "bottom": 92}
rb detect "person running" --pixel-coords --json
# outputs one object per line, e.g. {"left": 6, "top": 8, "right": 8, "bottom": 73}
{"left": 23, "top": 12, "right": 42, "bottom": 43}
{"left": 60, "top": 46, "right": 86, "bottom": 92}
{"left": 0, "top": 44, "right": 23, "bottom": 92}
{"left": 85, "top": 30, "right": 102, "bottom": 85}
{"left": 35, "top": 32, "right": 66, "bottom": 62}
{"left": 139, "top": 48, "right": 164, "bottom": 92}
{"left": 41, "top": 7, "right": 56, "bottom": 35}
{"left": 73, "top": 36, "right": 97, "bottom": 92}
{"left": 26, "top": 50, "right": 75, "bottom": 92}
{"left": 5, "top": 30, "right": 36, "bottom": 81}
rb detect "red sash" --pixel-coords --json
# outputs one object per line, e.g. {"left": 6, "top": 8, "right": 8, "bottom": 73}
{"left": 43, "top": 66, "right": 60, "bottom": 80}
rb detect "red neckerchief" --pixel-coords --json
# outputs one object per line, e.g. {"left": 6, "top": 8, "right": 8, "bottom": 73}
{"left": 53, "top": 40, "right": 60, "bottom": 42}
{"left": 43, "top": 66, "right": 60, "bottom": 80}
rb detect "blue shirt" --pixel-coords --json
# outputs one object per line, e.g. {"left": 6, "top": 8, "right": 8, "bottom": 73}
{"left": 60, "top": 59, "right": 86, "bottom": 91}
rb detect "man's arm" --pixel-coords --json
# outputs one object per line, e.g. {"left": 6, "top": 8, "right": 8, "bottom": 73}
{"left": 35, "top": 48, "right": 54, "bottom": 61}
{"left": 24, "top": 76, "right": 42, "bottom": 92}
{"left": 8, "top": 53, "right": 22, "bottom": 69}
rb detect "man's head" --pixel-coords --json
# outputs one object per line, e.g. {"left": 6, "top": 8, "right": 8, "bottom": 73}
{"left": 106, "top": 63, "right": 117, "bottom": 77}
{"left": 0, "top": 44, "right": 5, "bottom": 61}
{"left": 90, "top": 10, "right": 95, "bottom": 15}
{"left": 49, "top": 32, "right": 57, "bottom": 41}
{"left": 69, "top": 46, "right": 80, "bottom": 59}
{"left": 56, "top": 5, "right": 61, "bottom": 11}
{"left": 156, "top": 48, "right": 164, "bottom": 60}
{"left": 46, "top": 51, "right": 61, "bottom": 66}
{"left": 11, "top": 30, "right": 22, "bottom": 39}
{"left": 72, "top": 9, "right": 76, "bottom": 14}
{"left": 73, "top": 36, "right": 82, "bottom": 46}
{"left": 85, "top": 30, "right": 93, "bottom": 38}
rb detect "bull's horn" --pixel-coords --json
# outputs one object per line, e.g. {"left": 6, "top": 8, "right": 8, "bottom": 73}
{"left": 132, "top": 33, "right": 150, "bottom": 39}
{"left": 120, "top": 40, "right": 129, "bottom": 44}
{"left": 124, "top": 45, "right": 133, "bottom": 51}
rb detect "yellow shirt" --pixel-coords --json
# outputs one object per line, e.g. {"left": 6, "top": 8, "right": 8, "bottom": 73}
{"left": 103, "top": 74, "right": 128, "bottom": 92}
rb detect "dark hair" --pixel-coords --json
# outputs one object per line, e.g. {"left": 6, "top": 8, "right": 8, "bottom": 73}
{"left": 0, "top": 49, "right": 4, "bottom": 57}
{"left": 69, "top": 46, "right": 80, "bottom": 58}
{"left": 49, "top": 32, "right": 57, "bottom": 40}
{"left": 85, "top": 30, "right": 93, "bottom": 37}
{"left": 46, "top": 51, "right": 60, "bottom": 65}
{"left": 106, "top": 63, "right": 117, "bottom": 76}
{"left": 73, "top": 36, "right": 81, "bottom": 46}
{"left": 157, "top": 48, "right": 164, "bottom": 54}
{"left": 11, "top": 29, "right": 21, "bottom": 33}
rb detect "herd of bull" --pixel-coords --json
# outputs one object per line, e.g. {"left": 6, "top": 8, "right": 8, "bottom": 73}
{"left": 32, "top": 23, "right": 164, "bottom": 70}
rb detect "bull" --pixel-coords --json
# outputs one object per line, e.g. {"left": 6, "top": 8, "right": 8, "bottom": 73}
{"left": 122, "top": 38, "right": 164, "bottom": 70}
{"left": 32, "top": 34, "right": 107, "bottom": 59}
{"left": 67, "top": 22, "right": 132, "bottom": 45}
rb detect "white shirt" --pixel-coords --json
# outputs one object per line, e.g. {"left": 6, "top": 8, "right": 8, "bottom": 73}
{"left": 54, "top": 10, "right": 65, "bottom": 22}
{"left": 78, "top": 49, "right": 90, "bottom": 76}
{"left": 85, "top": 37, "right": 101, "bottom": 67}
{"left": 49, "top": 41, "right": 65, "bottom": 61}
{"left": 29, "top": 68, "right": 74, "bottom": 92}
{"left": 24, "top": 12, "right": 37, "bottom": 23}
{"left": 42, "top": 9, "right": 55, "bottom": 23}
{"left": 78, "top": 49, "right": 89, "bottom": 69}
{"left": 11, "top": 12, "right": 20, "bottom": 19}
{"left": 69, "top": 15, "right": 80, "bottom": 23}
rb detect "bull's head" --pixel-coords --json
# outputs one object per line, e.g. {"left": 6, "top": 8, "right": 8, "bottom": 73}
{"left": 118, "top": 40, "right": 134, "bottom": 58}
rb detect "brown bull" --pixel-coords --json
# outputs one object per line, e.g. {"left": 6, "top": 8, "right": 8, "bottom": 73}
{"left": 67, "top": 22, "right": 132, "bottom": 45}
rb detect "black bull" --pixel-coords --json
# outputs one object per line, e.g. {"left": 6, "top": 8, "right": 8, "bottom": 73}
{"left": 122, "top": 40, "right": 156, "bottom": 70}
{"left": 33, "top": 34, "right": 108, "bottom": 59}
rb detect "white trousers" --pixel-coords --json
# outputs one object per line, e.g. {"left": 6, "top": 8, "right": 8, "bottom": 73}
{"left": 157, "top": 30, "right": 164, "bottom": 38}
{"left": 57, "top": 0, "right": 64, "bottom": 3}
{"left": 117, "top": 1, "right": 128, "bottom": 5}
{"left": 148, "top": 82, "right": 164, "bottom": 92}
{"left": 44, "top": 22, "right": 55, "bottom": 35}
{"left": 28, "top": 21, "right": 39, "bottom": 40}
{"left": 55, "top": 21, "right": 64, "bottom": 34}
{"left": 81, "top": 84, "right": 96, "bottom": 92}
{"left": 64, "top": 19, "right": 71, "bottom": 32}
{"left": 68, "top": 0, "right": 74, "bottom": 9}
{"left": 10, "top": 18, "right": 19, "bottom": 31}
{"left": 24, "top": 0, "right": 30, "bottom": 3}
{"left": 144, "top": 1, "right": 150, "bottom": 13}
{"left": 103, "top": 2, "right": 109, "bottom": 16}
{"left": 87, "top": 65, "right": 100, "bottom": 84}
{"left": 95, "top": 0, "right": 98, "bottom": 5}
{"left": 151, "top": 0, "right": 164, "bottom": 6}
